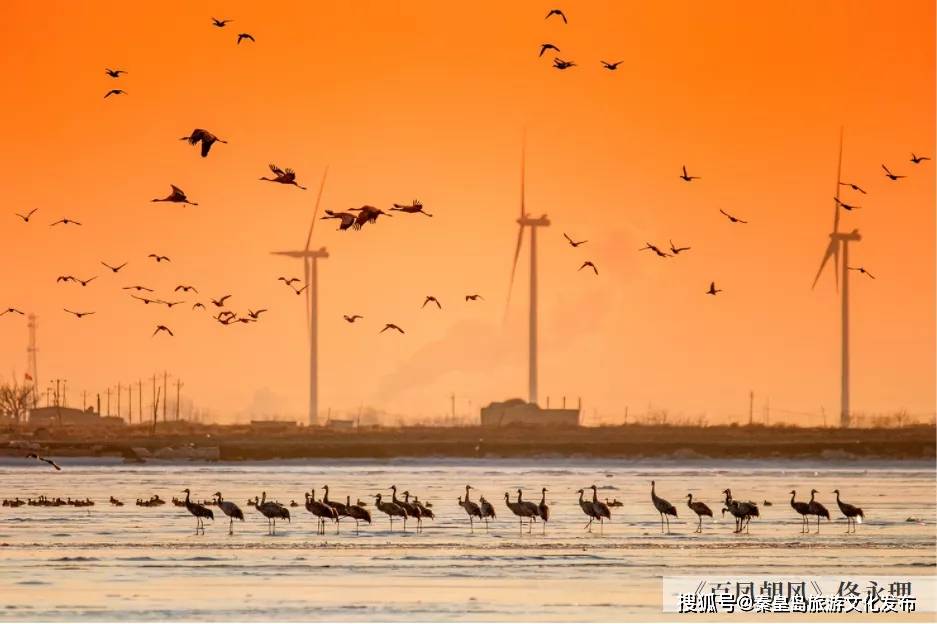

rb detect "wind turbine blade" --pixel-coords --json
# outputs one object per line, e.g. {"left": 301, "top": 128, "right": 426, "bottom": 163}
{"left": 505, "top": 225, "right": 525, "bottom": 316}
{"left": 519, "top": 131, "right": 526, "bottom": 220}
{"left": 833, "top": 128, "right": 843, "bottom": 234}
{"left": 811, "top": 238, "right": 838, "bottom": 290}
{"left": 304, "top": 258, "right": 311, "bottom": 335}
{"left": 304, "top": 166, "right": 330, "bottom": 252}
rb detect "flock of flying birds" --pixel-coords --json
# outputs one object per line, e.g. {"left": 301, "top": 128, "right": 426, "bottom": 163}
{"left": 539, "top": 9, "right": 623, "bottom": 72}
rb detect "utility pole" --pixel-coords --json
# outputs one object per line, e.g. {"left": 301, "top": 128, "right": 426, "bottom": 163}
{"left": 26, "top": 314, "right": 39, "bottom": 408}
{"left": 151, "top": 374, "right": 156, "bottom": 432}
{"left": 450, "top": 393, "right": 455, "bottom": 421}
{"left": 106, "top": 387, "right": 111, "bottom": 416}
{"left": 96, "top": 393, "right": 100, "bottom": 416}
{"left": 117, "top": 383, "right": 121, "bottom": 418}
{"left": 175, "top": 379, "right": 182, "bottom": 421}
{"left": 82, "top": 390, "right": 87, "bottom": 410}
{"left": 138, "top": 379, "right": 142, "bottom": 423}
{"left": 127, "top": 383, "right": 132, "bottom": 424}
{"left": 162, "top": 372, "right": 168, "bottom": 422}
{"left": 749, "top": 390, "right": 754, "bottom": 426}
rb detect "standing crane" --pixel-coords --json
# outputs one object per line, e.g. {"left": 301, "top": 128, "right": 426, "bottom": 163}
{"left": 345, "top": 496, "right": 372, "bottom": 534}
{"left": 538, "top": 487, "right": 550, "bottom": 535}
{"left": 401, "top": 491, "right": 426, "bottom": 532}
{"left": 832, "top": 489, "right": 864, "bottom": 533}
{"left": 478, "top": 495, "right": 496, "bottom": 531}
{"left": 322, "top": 485, "right": 348, "bottom": 533}
{"left": 577, "top": 488, "right": 600, "bottom": 532}
{"left": 590, "top": 485, "right": 612, "bottom": 533}
{"left": 504, "top": 491, "right": 538, "bottom": 534}
{"left": 458, "top": 485, "right": 482, "bottom": 532}
{"left": 790, "top": 490, "right": 812, "bottom": 534}
{"left": 213, "top": 491, "right": 244, "bottom": 535}
{"left": 305, "top": 490, "right": 338, "bottom": 535}
{"left": 181, "top": 488, "right": 213, "bottom": 534}
{"left": 807, "top": 489, "right": 830, "bottom": 534}
{"left": 686, "top": 494, "right": 713, "bottom": 533}
{"left": 651, "top": 481, "right": 678, "bottom": 534}
{"left": 723, "top": 489, "right": 759, "bottom": 534}
{"left": 254, "top": 492, "right": 290, "bottom": 535}
{"left": 375, "top": 493, "right": 408, "bottom": 531}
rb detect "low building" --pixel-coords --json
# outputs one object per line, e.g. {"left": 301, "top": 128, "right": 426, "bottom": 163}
{"left": 326, "top": 418, "right": 356, "bottom": 430}
{"left": 28, "top": 406, "right": 124, "bottom": 428}
{"left": 249, "top": 419, "right": 299, "bottom": 433}
{"left": 480, "top": 398, "right": 580, "bottom": 427}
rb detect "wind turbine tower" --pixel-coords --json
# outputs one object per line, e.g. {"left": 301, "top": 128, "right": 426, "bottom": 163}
{"left": 271, "top": 168, "right": 329, "bottom": 426}
{"left": 506, "top": 141, "right": 550, "bottom": 405}
{"left": 812, "top": 129, "right": 861, "bottom": 428}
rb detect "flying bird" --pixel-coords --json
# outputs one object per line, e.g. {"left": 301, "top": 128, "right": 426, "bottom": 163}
{"left": 131, "top": 294, "right": 158, "bottom": 305}
{"left": 1, "top": 308, "right": 25, "bottom": 316}
{"left": 910, "top": 153, "right": 930, "bottom": 164}
{"left": 76, "top": 276, "right": 97, "bottom": 287}
{"left": 248, "top": 309, "right": 268, "bottom": 319}
{"left": 579, "top": 261, "right": 598, "bottom": 275}
{"left": 349, "top": 205, "right": 392, "bottom": 229}
{"left": 148, "top": 254, "right": 170, "bottom": 263}
{"left": 123, "top": 285, "right": 153, "bottom": 292}
{"left": 15, "top": 208, "right": 38, "bottom": 222}
{"left": 680, "top": 165, "right": 699, "bottom": 182}
{"left": 669, "top": 240, "right": 691, "bottom": 255}
{"left": 833, "top": 197, "right": 860, "bottom": 211}
{"left": 237, "top": 33, "right": 255, "bottom": 44}
{"left": 881, "top": 164, "right": 905, "bottom": 180}
{"left": 175, "top": 285, "right": 198, "bottom": 293}
{"left": 344, "top": 314, "right": 363, "bottom": 323}
{"left": 50, "top": 218, "right": 81, "bottom": 226}
{"left": 291, "top": 284, "right": 309, "bottom": 295}
{"left": 162, "top": 300, "right": 184, "bottom": 308}
{"left": 706, "top": 281, "right": 722, "bottom": 296}
{"left": 180, "top": 128, "right": 227, "bottom": 158}
{"left": 322, "top": 210, "right": 357, "bottom": 230}
{"left": 601, "top": 60, "right": 623, "bottom": 70}
{"left": 278, "top": 276, "right": 301, "bottom": 285}
{"left": 719, "top": 209, "right": 748, "bottom": 224}
{"left": 105, "top": 68, "right": 127, "bottom": 78}
{"left": 212, "top": 17, "right": 232, "bottom": 27}
{"left": 465, "top": 294, "right": 484, "bottom": 301}
{"left": 422, "top": 296, "right": 442, "bottom": 309}
{"left": 25, "top": 453, "right": 61, "bottom": 470}
{"left": 101, "top": 261, "right": 127, "bottom": 273}
{"left": 838, "top": 181, "right": 867, "bottom": 194}
{"left": 104, "top": 89, "right": 126, "bottom": 98}
{"left": 390, "top": 200, "right": 432, "bottom": 217}
{"left": 56, "top": 275, "right": 76, "bottom": 283}
{"left": 211, "top": 295, "right": 232, "bottom": 307}
{"left": 380, "top": 323, "right": 405, "bottom": 334}
{"left": 153, "top": 325, "right": 174, "bottom": 337}
{"left": 539, "top": 43, "right": 560, "bottom": 57}
{"left": 152, "top": 184, "right": 197, "bottom": 206}
{"left": 639, "top": 243, "right": 670, "bottom": 258}
{"left": 563, "top": 233, "right": 587, "bottom": 247}
{"left": 545, "top": 9, "right": 568, "bottom": 23}
{"left": 192, "top": 302, "right": 206, "bottom": 310}
{"left": 848, "top": 266, "right": 875, "bottom": 279}
{"left": 552, "top": 57, "right": 576, "bottom": 70}
{"left": 260, "top": 164, "right": 306, "bottom": 189}
{"left": 64, "top": 309, "right": 95, "bottom": 318}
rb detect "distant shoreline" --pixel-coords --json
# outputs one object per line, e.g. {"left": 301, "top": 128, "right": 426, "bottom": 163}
{"left": 3, "top": 423, "right": 933, "bottom": 462}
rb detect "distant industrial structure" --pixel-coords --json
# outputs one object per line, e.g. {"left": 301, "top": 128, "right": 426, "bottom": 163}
{"left": 28, "top": 406, "right": 124, "bottom": 429}
{"left": 480, "top": 399, "right": 580, "bottom": 427}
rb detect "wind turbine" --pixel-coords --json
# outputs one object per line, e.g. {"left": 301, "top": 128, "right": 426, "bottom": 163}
{"left": 505, "top": 138, "right": 550, "bottom": 406}
{"left": 811, "top": 130, "right": 861, "bottom": 428}
{"left": 271, "top": 167, "right": 329, "bottom": 426}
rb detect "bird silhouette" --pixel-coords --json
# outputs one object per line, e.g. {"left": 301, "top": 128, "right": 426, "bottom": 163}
{"left": 211, "top": 295, "right": 232, "bottom": 307}
{"left": 706, "top": 281, "right": 722, "bottom": 296}
{"left": 848, "top": 266, "right": 875, "bottom": 279}
{"left": 539, "top": 43, "right": 560, "bottom": 57}
{"left": 174, "top": 285, "right": 198, "bottom": 293}
{"left": 344, "top": 314, "right": 363, "bottom": 323}
{"left": 25, "top": 453, "right": 61, "bottom": 470}
{"left": 669, "top": 240, "right": 691, "bottom": 255}
{"left": 601, "top": 60, "right": 623, "bottom": 70}
{"left": 76, "top": 276, "right": 97, "bottom": 287}
{"left": 192, "top": 302, "right": 206, "bottom": 310}
{"left": 248, "top": 309, "right": 268, "bottom": 319}
{"left": 881, "top": 164, "right": 905, "bottom": 180}
{"left": 162, "top": 300, "right": 184, "bottom": 308}
{"left": 152, "top": 184, "right": 197, "bottom": 206}
{"left": 349, "top": 205, "right": 392, "bottom": 229}
{"left": 123, "top": 285, "right": 153, "bottom": 292}
{"left": 50, "top": 218, "right": 81, "bottom": 226}
{"left": 101, "top": 261, "right": 127, "bottom": 273}
{"left": 381, "top": 323, "right": 405, "bottom": 334}
{"left": 579, "top": 261, "right": 598, "bottom": 275}
{"left": 291, "top": 284, "right": 309, "bottom": 295}
{"left": 180, "top": 128, "right": 227, "bottom": 158}
{"left": 212, "top": 17, "right": 232, "bottom": 27}
{"left": 15, "top": 208, "right": 38, "bottom": 222}
{"left": 639, "top": 243, "right": 671, "bottom": 258}
{"left": 56, "top": 275, "right": 76, "bottom": 283}
{"left": 260, "top": 164, "right": 306, "bottom": 189}
{"left": 105, "top": 68, "right": 127, "bottom": 78}
{"left": 719, "top": 209, "right": 748, "bottom": 224}
{"left": 465, "top": 294, "right": 484, "bottom": 301}
{"left": 237, "top": 33, "right": 255, "bottom": 44}
{"left": 148, "top": 254, "right": 170, "bottom": 263}
{"left": 545, "top": 9, "right": 568, "bottom": 23}
{"left": 563, "top": 233, "right": 587, "bottom": 247}
{"left": 680, "top": 165, "right": 699, "bottom": 181}
{"left": 390, "top": 200, "right": 432, "bottom": 217}
{"left": 64, "top": 309, "right": 95, "bottom": 318}
{"left": 322, "top": 210, "right": 357, "bottom": 230}
{"left": 910, "top": 153, "right": 930, "bottom": 164}
{"left": 153, "top": 325, "right": 174, "bottom": 337}
{"left": 838, "top": 181, "right": 867, "bottom": 194}
{"left": 104, "top": 89, "right": 126, "bottom": 98}
{"left": 214, "top": 312, "right": 236, "bottom": 325}
{"left": 422, "top": 296, "right": 442, "bottom": 309}
{"left": 833, "top": 197, "right": 860, "bottom": 211}
{"left": 552, "top": 57, "right": 576, "bottom": 70}
{"left": 130, "top": 294, "right": 158, "bottom": 305}
{"left": 1, "top": 308, "right": 25, "bottom": 316}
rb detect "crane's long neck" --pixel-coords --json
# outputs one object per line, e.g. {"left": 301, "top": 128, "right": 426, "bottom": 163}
{"left": 791, "top": 492, "right": 797, "bottom": 505}
{"left": 323, "top": 486, "right": 329, "bottom": 502}
{"left": 809, "top": 491, "right": 816, "bottom": 503}
{"left": 465, "top": 486, "right": 471, "bottom": 501}
{"left": 835, "top": 491, "right": 841, "bottom": 503}
{"left": 540, "top": 490, "right": 546, "bottom": 504}
{"left": 591, "top": 488, "right": 598, "bottom": 503}
{"left": 578, "top": 491, "right": 584, "bottom": 503}
{"left": 184, "top": 491, "right": 190, "bottom": 504}
{"left": 517, "top": 491, "right": 523, "bottom": 503}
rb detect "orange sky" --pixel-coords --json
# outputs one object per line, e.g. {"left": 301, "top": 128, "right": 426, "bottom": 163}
{"left": 0, "top": 1, "right": 934, "bottom": 425}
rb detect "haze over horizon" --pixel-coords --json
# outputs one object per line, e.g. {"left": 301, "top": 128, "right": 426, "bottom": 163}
{"left": 0, "top": 1, "right": 934, "bottom": 424}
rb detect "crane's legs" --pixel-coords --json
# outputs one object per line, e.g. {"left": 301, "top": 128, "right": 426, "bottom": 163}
{"left": 229, "top": 517, "right": 234, "bottom": 535}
